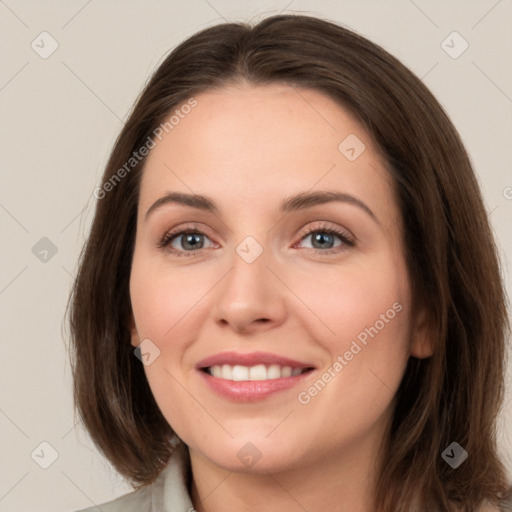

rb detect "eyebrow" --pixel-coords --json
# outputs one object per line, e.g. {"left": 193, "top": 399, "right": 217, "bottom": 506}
{"left": 144, "top": 190, "right": 378, "bottom": 224}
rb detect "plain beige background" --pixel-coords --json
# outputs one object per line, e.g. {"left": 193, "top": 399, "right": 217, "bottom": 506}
{"left": 1, "top": 1, "right": 511, "bottom": 511}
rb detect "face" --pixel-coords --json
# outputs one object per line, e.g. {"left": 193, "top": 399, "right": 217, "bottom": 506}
{"left": 129, "top": 82, "right": 431, "bottom": 474}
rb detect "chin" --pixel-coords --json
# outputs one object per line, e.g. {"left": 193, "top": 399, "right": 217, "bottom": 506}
{"left": 190, "top": 436, "right": 302, "bottom": 474}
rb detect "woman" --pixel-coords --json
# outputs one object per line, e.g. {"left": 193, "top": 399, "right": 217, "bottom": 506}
{"left": 68, "top": 14, "right": 512, "bottom": 512}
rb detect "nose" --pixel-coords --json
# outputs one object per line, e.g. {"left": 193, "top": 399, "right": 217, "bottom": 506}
{"left": 211, "top": 241, "right": 287, "bottom": 335}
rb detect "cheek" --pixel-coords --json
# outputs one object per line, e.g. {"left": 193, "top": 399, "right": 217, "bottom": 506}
{"left": 129, "top": 255, "right": 218, "bottom": 427}
{"left": 141, "top": 363, "right": 213, "bottom": 449}
{"left": 293, "top": 253, "right": 409, "bottom": 348}
{"left": 129, "top": 254, "right": 207, "bottom": 342}
{"left": 130, "top": 256, "right": 210, "bottom": 440}
{"left": 294, "top": 253, "right": 411, "bottom": 400}
{"left": 288, "top": 262, "right": 411, "bottom": 451}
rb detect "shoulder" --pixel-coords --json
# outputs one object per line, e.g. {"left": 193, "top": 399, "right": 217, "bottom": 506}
{"left": 73, "top": 485, "right": 151, "bottom": 512}
{"left": 71, "top": 440, "right": 192, "bottom": 512}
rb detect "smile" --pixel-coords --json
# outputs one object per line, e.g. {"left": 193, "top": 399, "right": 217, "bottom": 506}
{"left": 196, "top": 351, "right": 315, "bottom": 401}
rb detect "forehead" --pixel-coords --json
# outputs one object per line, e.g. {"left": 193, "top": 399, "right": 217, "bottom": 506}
{"left": 139, "top": 83, "right": 396, "bottom": 222}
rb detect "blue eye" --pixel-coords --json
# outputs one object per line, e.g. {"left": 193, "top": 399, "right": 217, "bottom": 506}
{"left": 298, "top": 227, "right": 353, "bottom": 252}
{"left": 158, "top": 229, "right": 214, "bottom": 256}
{"left": 158, "top": 223, "right": 354, "bottom": 257}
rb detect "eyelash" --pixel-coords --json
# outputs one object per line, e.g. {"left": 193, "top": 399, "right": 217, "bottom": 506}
{"left": 157, "top": 222, "right": 355, "bottom": 257}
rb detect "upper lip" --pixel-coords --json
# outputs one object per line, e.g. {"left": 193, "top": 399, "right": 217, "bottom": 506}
{"left": 196, "top": 351, "right": 315, "bottom": 370}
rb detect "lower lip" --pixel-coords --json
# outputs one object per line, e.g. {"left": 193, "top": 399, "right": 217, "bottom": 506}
{"left": 198, "top": 369, "right": 313, "bottom": 402}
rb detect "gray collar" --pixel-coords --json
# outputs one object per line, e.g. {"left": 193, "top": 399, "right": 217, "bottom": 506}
{"left": 149, "top": 440, "right": 194, "bottom": 512}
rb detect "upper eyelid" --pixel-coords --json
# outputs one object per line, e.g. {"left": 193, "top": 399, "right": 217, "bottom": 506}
{"left": 163, "top": 221, "right": 350, "bottom": 237}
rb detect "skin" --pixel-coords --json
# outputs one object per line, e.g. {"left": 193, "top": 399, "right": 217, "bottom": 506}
{"left": 129, "top": 82, "right": 433, "bottom": 512}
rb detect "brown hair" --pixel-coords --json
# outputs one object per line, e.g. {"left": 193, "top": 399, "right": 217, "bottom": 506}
{"left": 67, "top": 14, "right": 511, "bottom": 511}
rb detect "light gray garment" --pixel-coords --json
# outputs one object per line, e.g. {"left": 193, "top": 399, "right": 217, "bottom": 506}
{"left": 73, "top": 442, "right": 194, "bottom": 512}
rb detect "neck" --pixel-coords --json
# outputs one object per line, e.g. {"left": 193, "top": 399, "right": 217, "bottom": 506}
{"left": 189, "top": 433, "right": 385, "bottom": 512}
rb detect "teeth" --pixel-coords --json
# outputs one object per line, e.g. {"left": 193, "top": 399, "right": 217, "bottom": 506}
{"left": 208, "top": 364, "right": 306, "bottom": 381}
{"left": 267, "top": 364, "right": 281, "bottom": 379}
{"left": 232, "top": 365, "right": 249, "bottom": 381}
{"left": 221, "top": 364, "right": 232, "bottom": 380}
{"left": 281, "top": 366, "right": 292, "bottom": 377}
{"left": 249, "top": 364, "right": 266, "bottom": 380}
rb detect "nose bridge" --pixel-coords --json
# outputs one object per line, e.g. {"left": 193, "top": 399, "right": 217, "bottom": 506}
{"left": 212, "top": 233, "right": 286, "bottom": 332}
{"left": 223, "top": 234, "right": 272, "bottom": 306}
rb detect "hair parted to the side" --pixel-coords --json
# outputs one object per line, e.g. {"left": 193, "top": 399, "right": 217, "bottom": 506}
{"left": 66, "top": 14, "right": 511, "bottom": 511}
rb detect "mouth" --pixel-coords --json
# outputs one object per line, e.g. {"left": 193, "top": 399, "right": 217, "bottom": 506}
{"left": 196, "top": 351, "right": 316, "bottom": 401}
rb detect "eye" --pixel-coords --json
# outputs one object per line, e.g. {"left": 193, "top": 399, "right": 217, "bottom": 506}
{"left": 157, "top": 224, "right": 214, "bottom": 257}
{"left": 295, "top": 222, "right": 355, "bottom": 254}
{"left": 158, "top": 222, "right": 355, "bottom": 257}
